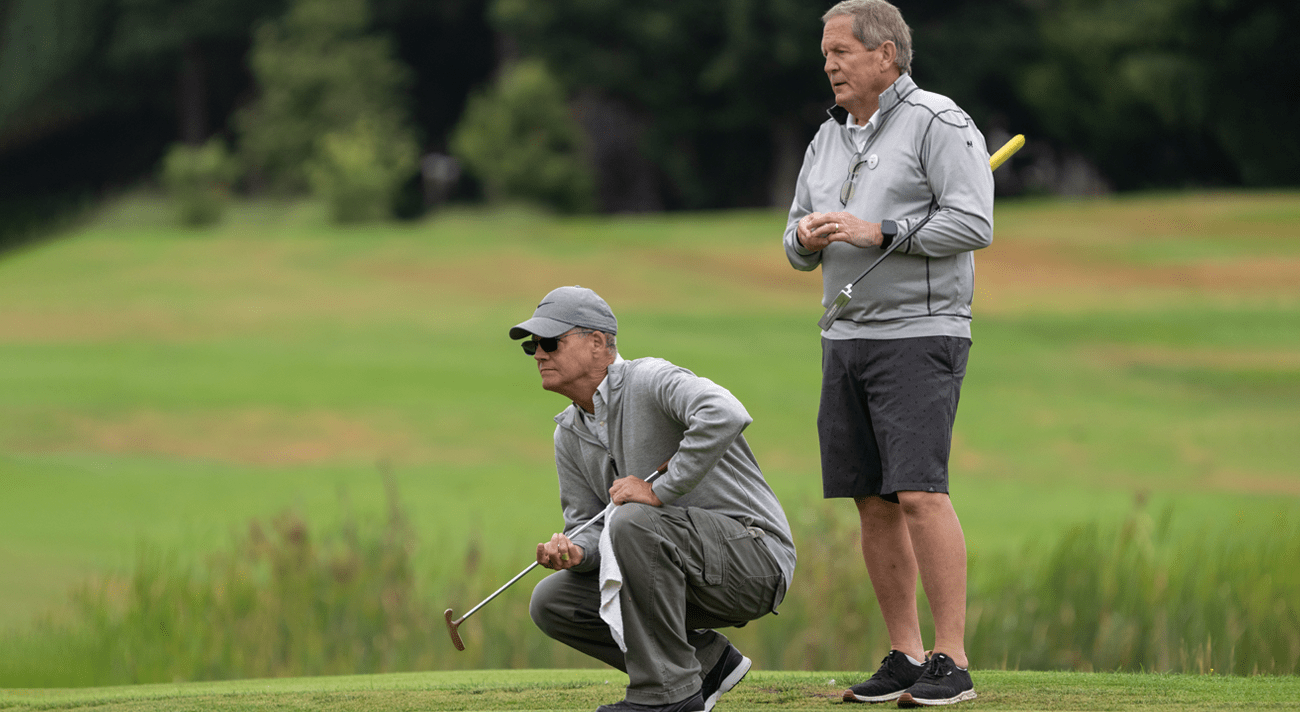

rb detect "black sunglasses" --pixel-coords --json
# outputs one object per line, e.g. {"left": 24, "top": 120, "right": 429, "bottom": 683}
{"left": 521, "top": 329, "right": 596, "bottom": 355}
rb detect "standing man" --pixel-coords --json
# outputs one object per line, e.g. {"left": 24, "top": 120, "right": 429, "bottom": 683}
{"left": 783, "top": 0, "right": 992, "bottom": 707}
{"left": 513, "top": 286, "right": 797, "bottom": 712}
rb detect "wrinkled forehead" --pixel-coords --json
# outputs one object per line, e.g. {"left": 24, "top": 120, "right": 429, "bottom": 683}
{"left": 821, "top": 15, "right": 861, "bottom": 53}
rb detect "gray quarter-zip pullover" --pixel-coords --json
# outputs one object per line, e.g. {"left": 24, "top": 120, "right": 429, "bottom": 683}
{"left": 783, "top": 73, "right": 995, "bottom": 339}
{"left": 550, "top": 356, "right": 797, "bottom": 605}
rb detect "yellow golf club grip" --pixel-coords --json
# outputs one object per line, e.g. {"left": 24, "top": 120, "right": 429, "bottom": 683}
{"left": 990, "top": 134, "right": 1025, "bottom": 171}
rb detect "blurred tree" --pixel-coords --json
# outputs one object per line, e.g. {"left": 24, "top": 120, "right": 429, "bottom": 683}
{"left": 0, "top": 0, "right": 279, "bottom": 154}
{"left": 0, "top": 0, "right": 280, "bottom": 248}
{"left": 490, "top": 0, "right": 827, "bottom": 210}
{"left": 307, "top": 114, "right": 419, "bottom": 221}
{"left": 0, "top": 0, "right": 490, "bottom": 246}
{"left": 235, "top": 0, "right": 418, "bottom": 199}
{"left": 159, "top": 136, "right": 238, "bottom": 225}
{"left": 902, "top": 0, "right": 1043, "bottom": 147}
{"left": 1020, "top": 0, "right": 1299, "bottom": 188}
{"left": 488, "top": 0, "right": 1053, "bottom": 210}
{"left": 450, "top": 60, "right": 594, "bottom": 213}
{"left": 369, "top": 0, "right": 495, "bottom": 154}
{"left": 102, "top": 0, "right": 287, "bottom": 145}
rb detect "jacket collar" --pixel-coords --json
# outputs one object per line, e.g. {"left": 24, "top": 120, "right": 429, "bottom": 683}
{"left": 552, "top": 358, "right": 627, "bottom": 438}
{"left": 824, "top": 73, "right": 918, "bottom": 126}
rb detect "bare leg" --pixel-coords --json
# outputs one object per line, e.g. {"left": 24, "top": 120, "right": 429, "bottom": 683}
{"left": 855, "top": 496, "right": 925, "bottom": 662}
{"left": 897, "top": 491, "right": 968, "bottom": 668}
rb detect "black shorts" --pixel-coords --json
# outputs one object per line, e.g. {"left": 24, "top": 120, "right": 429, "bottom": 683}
{"left": 817, "top": 336, "right": 970, "bottom": 501}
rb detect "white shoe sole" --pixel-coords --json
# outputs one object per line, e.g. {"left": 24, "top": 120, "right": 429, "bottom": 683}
{"left": 897, "top": 689, "right": 977, "bottom": 707}
{"left": 843, "top": 689, "right": 905, "bottom": 703}
{"left": 702, "top": 655, "right": 751, "bottom": 712}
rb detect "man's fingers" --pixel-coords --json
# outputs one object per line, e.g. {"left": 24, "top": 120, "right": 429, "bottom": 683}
{"left": 547, "top": 533, "right": 573, "bottom": 566}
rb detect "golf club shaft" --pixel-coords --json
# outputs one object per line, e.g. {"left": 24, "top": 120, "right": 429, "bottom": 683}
{"left": 817, "top": 134, "right": 1025, "bottom": 330}
{"left": 847, "top": 134, "right": 1021, "bottom": 292}
{"left": 452, "top": 461, "right": 670, "bottom": 626}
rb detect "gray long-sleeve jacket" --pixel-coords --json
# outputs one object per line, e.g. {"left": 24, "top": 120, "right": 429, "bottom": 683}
{"left": 551, "top": 356, "right": 796, "bottom": 603}
{"left": 783, "top": 73, "right": 995, "bottom": 340}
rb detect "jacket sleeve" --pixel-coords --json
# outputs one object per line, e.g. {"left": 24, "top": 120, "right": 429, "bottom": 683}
{"left": 783, "top": 140, "right": 823, "bottom": 271}
{"left": 554, "top": 424, "right": 607, "bottom": 573}
{"left": 897, "top": 110, "right": 994, "bottom": 258}
{"left": 642, "top": 363, "right": 753, "bottom": 505}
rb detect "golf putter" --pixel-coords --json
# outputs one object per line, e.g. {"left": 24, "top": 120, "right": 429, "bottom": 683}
{"left": 818, "top": 134, "right": 1026, "bottom": 331}
{"left": 445, "top": 459, "right": 672, "bottom": 651}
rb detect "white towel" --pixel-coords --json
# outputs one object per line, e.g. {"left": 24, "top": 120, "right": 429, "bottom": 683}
{"left": 597, "top": 502, "right": 627, "bottom": 652}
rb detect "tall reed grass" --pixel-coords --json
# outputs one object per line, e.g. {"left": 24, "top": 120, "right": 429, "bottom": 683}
{"left": 2, "top": 488, "right": 1295, "bottom": 687}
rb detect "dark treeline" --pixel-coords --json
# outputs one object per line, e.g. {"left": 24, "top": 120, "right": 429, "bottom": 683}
{"left": 1, "top": 0, "right": 1296, "bottom": 238}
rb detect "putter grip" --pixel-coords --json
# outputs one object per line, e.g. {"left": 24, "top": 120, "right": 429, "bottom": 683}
{"left": 990, "top": 134, "right": 1025, "bottom": 172}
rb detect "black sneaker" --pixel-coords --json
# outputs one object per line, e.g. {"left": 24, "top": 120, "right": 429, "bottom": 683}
{"left": 842, "top": 650, "right": 927, "bottom": 703}
{"left": 700, "top": 644, "right": 752, "bottom": 711}
{"left": 896, "top": 653, "right": 976, "bottom": 707}
{"left": 596, "top": 691, "right": 704, "bottom": 712}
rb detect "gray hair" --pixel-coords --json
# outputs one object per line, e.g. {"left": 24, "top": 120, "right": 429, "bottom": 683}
{"left": 822, "top": 0, "right": 913, "bottom": 75}
{"left": 599, "top": 331, "right": 617, "bottom": 356}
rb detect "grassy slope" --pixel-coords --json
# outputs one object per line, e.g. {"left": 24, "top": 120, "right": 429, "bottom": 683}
{"left": 1, "top": 192, "right": 1298, "bottom": 634}
{"left": 4, "top": 669, "right": 1300, "bottom": 711}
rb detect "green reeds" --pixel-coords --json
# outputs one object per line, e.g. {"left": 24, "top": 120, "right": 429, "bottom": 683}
{"left": 2, "top": 494, "right": 1296, "bottom": 687}
{"left": 963, "top": 505, "right": 1300, "bottom": 675}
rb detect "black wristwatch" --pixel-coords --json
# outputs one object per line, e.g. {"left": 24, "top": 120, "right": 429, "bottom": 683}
{"left": 879, "top": 219, "right": 898, "bottom": 249}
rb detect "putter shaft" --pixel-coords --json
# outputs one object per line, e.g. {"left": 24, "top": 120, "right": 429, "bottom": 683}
{"left": 446, "top": 460, "right": 671, "bottom": 650}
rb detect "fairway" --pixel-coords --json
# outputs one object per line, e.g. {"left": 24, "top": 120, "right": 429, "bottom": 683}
{"left": 1, "top": 191, "right": 1298, "bottom": 681}
{"left": 3, "top": 669, "right": 1299, "bottom": 711}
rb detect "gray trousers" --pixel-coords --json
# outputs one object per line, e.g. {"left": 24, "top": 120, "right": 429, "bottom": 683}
{"left": 530, "top": 503, "right": 785, "bottom": 705}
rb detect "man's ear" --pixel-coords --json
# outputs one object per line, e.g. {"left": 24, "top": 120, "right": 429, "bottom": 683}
{"left": 878, "top": 40, "right": 897, "bottom": 70}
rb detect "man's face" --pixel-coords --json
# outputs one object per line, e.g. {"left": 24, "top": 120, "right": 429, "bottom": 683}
{"left": 530, "top": 327, "right": 601, "bottom": 396}
{"left": 821, "top": 15, "right": 891, "bottom": 113}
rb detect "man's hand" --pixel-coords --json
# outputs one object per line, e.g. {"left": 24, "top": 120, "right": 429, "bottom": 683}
{"left": 609, "top": 476, "right": 663, "bottom": 507}
{"left": 803, "top": 211, "right": 883, "bottom": 249}
{"left": 797, "top": 212, "right": 834, "bottom": 252}
{"left": 537, "top": 533, "right": 584, "bottom": 570}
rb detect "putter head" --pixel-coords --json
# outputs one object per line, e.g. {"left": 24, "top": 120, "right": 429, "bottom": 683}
{"left": 818, "top": 286, "right": 853, "bottom": 331}
{"left": 445, "top": 608, "right": 465, "bottom": 651}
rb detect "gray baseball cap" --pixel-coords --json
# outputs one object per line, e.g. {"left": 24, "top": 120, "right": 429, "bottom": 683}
{"left": 509, "top": 286, "right": 618, "bottom": 340}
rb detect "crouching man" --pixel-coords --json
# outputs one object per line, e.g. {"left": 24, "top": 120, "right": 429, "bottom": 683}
{"left": 512, "top": 286, "right": 797, "bottom": 712}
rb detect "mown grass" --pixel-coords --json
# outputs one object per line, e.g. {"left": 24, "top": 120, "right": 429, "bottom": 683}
{"left": 4, "top": 669, "right": 1300, "bottom": 711}
{"left": 1, "top": 191, "right": 1298, "bottom": 684}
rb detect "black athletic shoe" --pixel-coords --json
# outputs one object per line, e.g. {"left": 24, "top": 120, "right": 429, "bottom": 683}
{"left": 842, "top": 650, "right": 928, "bottom": 703}
{"left": 896, "top": 653, "right": 976, "bottom": 707}
{"left": 700, "top": 644, "right": 752, "bottom": 711}
{"left": 596, "top": 691, "right": 704, "bottom": 712}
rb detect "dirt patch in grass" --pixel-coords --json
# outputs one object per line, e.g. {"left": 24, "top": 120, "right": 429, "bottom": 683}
{"left": 976, "top": 243, "right": 1300, "bottom": 314}
{"left": 1086, "top": 345, "right": 1300, "bottom": 370}
{"left": 1196, "top": 468, "right": 1300, "bottom": 496}
{"left": 355, "top": 250, "right": 595, "bottom": 304}
{"left": 75, "top": 410, "right": 414, "bottom": 466}
{"left": 0, "top": 309, "right": 194, "bottom": 344}
{"left": 353, "top": 244, "right": 816, "bottom": 315}
{"left": 7, "top": 409, "right": 555, "bottom": 468}
{"left": 8, "top": 410, "right": 442, "bottom": 467}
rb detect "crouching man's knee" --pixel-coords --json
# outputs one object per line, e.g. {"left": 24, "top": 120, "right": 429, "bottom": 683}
{"left": 529, "top": 574, "right": 565, "bottom": 638}
{"left": 607, "top": 502, "right": 661, "bottom": 556}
